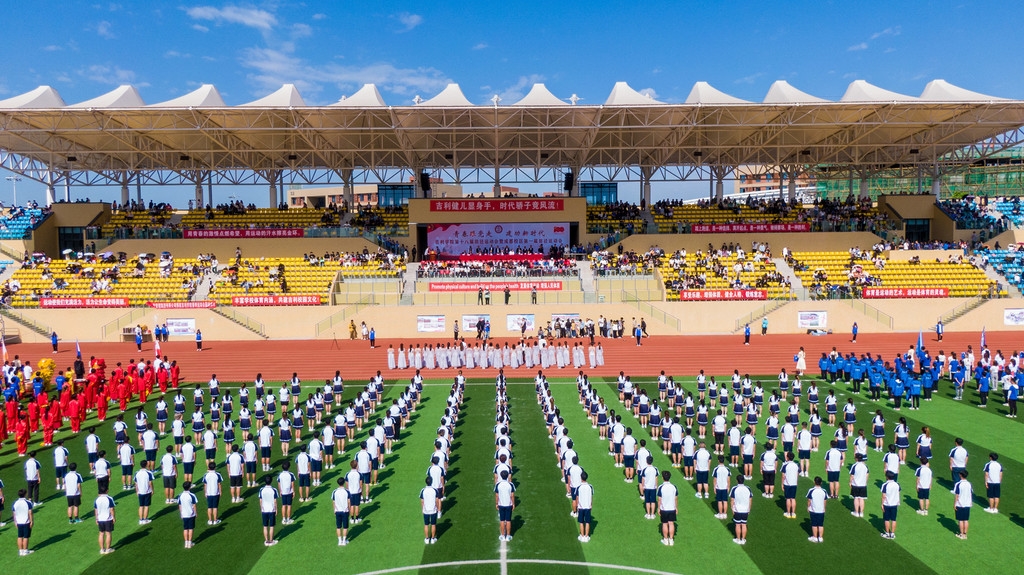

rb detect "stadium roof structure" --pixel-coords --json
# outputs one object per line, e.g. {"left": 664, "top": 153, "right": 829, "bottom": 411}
{"left": 0, "top": 79, "right": 1023, "bottom": 188}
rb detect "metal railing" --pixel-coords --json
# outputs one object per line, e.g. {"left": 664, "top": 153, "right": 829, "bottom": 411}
{"left": 213, "top": 307, "right": 268, "bottom": 338}
{"left": 621, "top": 291, "right": 681, "bottom": 331}
{"left": 415, "top": 291, "right": 588, "bottom": 306}
{"left": 0, "top": 306, "right": 50, "bottom": 337}
{"left": 845, "top": 299, "right": 895, "bottom": 330}
{"left": 315, "top": 296, "right": 377, "bottom": 336}
{"left": 939, "top": 296, "right": 987, "bottom": 325}
{"left": 733, "top": 300, "right": 790, "bottom": 332}
{"left": 99, "top": 307, "right": 147, "bottom": 339}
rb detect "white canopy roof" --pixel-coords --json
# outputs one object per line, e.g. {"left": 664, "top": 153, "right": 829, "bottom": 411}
{"left": 69, "top": 85, "right": 145, "bottom": 108}
{"left": 841, "top": 80, "right": 917, "bottom": 102}
{"left": 0, "top": 85, "right": 65, "bottom": 109}
{"left": 763, "top": 80, "right": 826, "bottom": 104}
{"left": 920, "top": 79, "right": 1003, "bottom": 102}
{"left": 512, "top": 83, "right": 566, "bottom": 106}
{"left": 240, "top": 84, "right": 305, "bottom": 107}
{"left": 605, "top": 81, "right": 663, "bottom": 105}
{"left": 150, "top": 84, "right": 226, "bottom": 108}
{"left": 685, "top": 82, "right": 750, "bottom": 104}
{"left": 417, "top": 83, "right": 473, "bottom": 107}
{"left": 332, "top": 84, "right": 386, "bottom": 107}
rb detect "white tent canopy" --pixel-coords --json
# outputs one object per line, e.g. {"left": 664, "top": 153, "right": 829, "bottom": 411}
{"left": 417, "top": 83, "right": 473, "bottom": 107}
{"left": 69, "top": 85, "right": 146, "bottom": 108}
{"left": 150, "top": 84, "right": 226, "bottom": 108}
{"left": 920, "top": 79, "right": 1003, "bottom": 102}
{"left": 841, "top": 80, "right": 917, "bottom": 102}
{"left": 512, "top": 83, "right": 566, "bottom": 106}
{"left": 763, "top": 80, "right": 826, "bottom": 104}
{"left": 240, "top": 84, "right": 305, "bottom": 107}
{"left": 605, "top": 81, "right": 663, "bottom": 105}
{"left": 685, "top": 81, "right": 750, "bottom": 104}
{"left": 0, "top": 85, "right": 65, "bottom": 109}
{"left": 332, "top": 84, "right": 386, "bottom": 107}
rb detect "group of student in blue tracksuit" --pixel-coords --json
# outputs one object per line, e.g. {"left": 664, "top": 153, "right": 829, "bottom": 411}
{"left": 810, "top": 343, "right": 1022, "bottom": 414}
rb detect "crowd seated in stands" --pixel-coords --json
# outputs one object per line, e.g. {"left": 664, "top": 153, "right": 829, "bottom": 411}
{"left": 787, "top": 245, "right": 998, "bottom": 299}
{"left": 660, "top": 242, "right": 790, "bottom": 294}
{"left": 937, "top": 197, "right": 1007, "bottom": 236}
{"left": 417, "top": 257, "right": 576, "bottom": 278}
{"left": 589, "top": 247, "right": 662, "bottom": 275}
{"left": 0, "top": 204, "right": 52, "bottom": 240}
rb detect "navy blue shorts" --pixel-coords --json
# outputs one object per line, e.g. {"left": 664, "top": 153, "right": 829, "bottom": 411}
{"left": 917, "top": 488, "right": 930, "bottom": 500}
{"left": 783, "top": 485, "right": 797, "bottom": 499}
{"left": 696, "top": 470, "right": 709, "bottom": 484}
{"left": 883, "top": 505, "right": 897, "bottom": 521}
{"left": 827, "top": 471, "right": 840, "bottom": 483}
{"left": 498, "top": 505, "right": 512, "bottom": 522}
{"left": 810, "top": 512, "right": 824, "bottom": 527}
{"left": 733, "top": 512, "right": 748, "bottom": 524}
{"left": 182, "top": 517, "right": 196, "bottom": 530}
{"left": 716, "top": 489, "right": 728, "bottom": 502}
{"left": 262, "top": 512, "right": 276, "bottom": 527}
{"left": 281, "top": 494, "right": 293, "bottom": 506}
{"left": 955, "top": 507, "right": 970, "bottom": 521}
{"left": 423, "top": 512, "right": 437, "bottom": 526}
{"left": 644, "top": 489, "right": 657, "bottom": 504}
{"left": 988, "top": 484, "right": 1001, "bottom": 499}
{"left": 335, "top": 511, "right": 350, "bottom": 529}
{"left": 577, "top": 508, "right": 591, "bottom": 524}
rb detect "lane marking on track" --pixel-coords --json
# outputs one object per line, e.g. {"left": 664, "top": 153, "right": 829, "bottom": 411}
{"left": 355, "top": 558, "right": 683, "bottom": 575}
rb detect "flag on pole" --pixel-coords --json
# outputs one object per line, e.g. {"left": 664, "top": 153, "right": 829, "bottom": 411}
{"left": 981, "top": 326, "right": 987, "bottom": 349}
{"left": 75, "top": 338, "right": 81, "bottom": 358}
{"left": 917, "top": 329, "right": 923, "bottom": 352}
{"left": 155, "top": 339, "right": 161, "bottom": 359}
{"left": 1, "top": 337, "right": 8, "bottom": 362}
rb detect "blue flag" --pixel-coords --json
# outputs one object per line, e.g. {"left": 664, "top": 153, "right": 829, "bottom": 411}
{"left": 75, "top": 339, "right": 81, "bottom": 359}
{"left": 917, "top": 329, "right": 923, "bottom": 352}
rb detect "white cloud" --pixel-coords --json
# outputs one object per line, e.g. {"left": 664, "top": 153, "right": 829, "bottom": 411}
{"left": 80, "top": 64, "right": 138, "bottom": 85}
{"left": 192, "top": 24, "right": 209, "bottom": 32}
{"left": 395, "top": 12, "right": 423, "bottom": 32}
{"left": 56, "top": 73, "right": 72, "bottom": 83}
{"left": 638, "top": 88, "right": 659, "bottom": 100}
{"left": 96, "top": 20, "right": 115, "bottom": 39}
{"left": 239, "top": 47, "right": 450, "bottom": 101}
{"left": 312, "top": 13, "right": 327, "bottom": 21}
{"left": 472, "top": 42, "right": 488, "bottom": 50}
{"left": 847, "top": 42, "right": 868, "bottom": 51}
{"left": 185, "top": 5, "right": 277, "bottom": 31}
{"left": 42, "top": 45, "right": 62, "bottom": 52}
{"left": 734, "top": 72, "right": 764, "bottom": 85}
{"left": 164, "top": 50, "right": 191, "bottom": 58}
{"left": 291, "top": 23, "right": 312, "bottom": 38}
{"left": 490, "top": 74, "right": 545, "bottom": 104}
{"left": 870, "top": 26, "right": 901, "bottom": 40}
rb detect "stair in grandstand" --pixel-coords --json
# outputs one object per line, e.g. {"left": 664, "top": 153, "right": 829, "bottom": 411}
{"left": 938, "top": 296, "right": 988, "bottom": 326}
{"left": 211, "top": 307, "right": 269, "bottom": 339}
{"left": 0, "top": 303, "right": 51, "bottom": 338}
{"left": 772, "top": 257, "right": 805, "bottom": 297}
{"left": 981, "top": 265, "right": 1021, "bottom": 297}
{"left": 192, "top": 271, "right": 216, "bottom": 301}
{"left": 733, "top": 300, "right": 790, "bottom": 333}
{"left": 578, "top": 262, "right": 597, "bottom": 295}
{"left": 399, "top": 265, "right": 417, "bottom": 305}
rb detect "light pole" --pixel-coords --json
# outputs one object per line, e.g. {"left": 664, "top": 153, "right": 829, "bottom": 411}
{"left": 4, "top": 176, "right": 20, "bottom": 207}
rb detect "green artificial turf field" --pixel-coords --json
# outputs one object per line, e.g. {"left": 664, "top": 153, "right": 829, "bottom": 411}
{"left": 0, "top": 374, "right": 1022, "bottom": 574}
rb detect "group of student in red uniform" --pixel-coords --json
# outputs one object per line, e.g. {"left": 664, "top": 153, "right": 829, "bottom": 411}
{"left": 0, "top": 355, "right": 182, "bottom": 458}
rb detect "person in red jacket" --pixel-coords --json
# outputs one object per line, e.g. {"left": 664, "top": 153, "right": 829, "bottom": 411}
{"left": 27, "top": 398, "right": 39, "bottom": 433}
{"left": 170, "top": 361, "right": 181, "bottom": 389}
{"left": 5, "top": 396, "right": 18, "bottom": 430}
{"left": 158, "top": 366, "right": 169, "bottom": 393}
{"left": 15, "top": 414, "right": 29, "bottom": 455}
{"left": 67, "top": 395, "right": 81, "bottom": 433}
{"left": 0, "top": 405, "right": 8, "bottom": 442}
{"left": 96, "top": 385, "right": 109, "bottom": 422}
{"left": 42, "top": 403, "right": 60, "bottom": 446}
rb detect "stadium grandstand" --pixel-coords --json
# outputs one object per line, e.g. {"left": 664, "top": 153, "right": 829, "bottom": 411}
{"left": 0, "top": 78, "right": 1018, "bottom": 341}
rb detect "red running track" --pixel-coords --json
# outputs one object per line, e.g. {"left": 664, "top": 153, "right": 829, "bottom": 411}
{"left": 14, "top": 330, "right": 1007, "bottom": 384}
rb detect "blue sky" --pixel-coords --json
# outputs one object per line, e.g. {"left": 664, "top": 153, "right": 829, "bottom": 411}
{"left": 1, "top": 1, "right": 1021, "bottom": 205}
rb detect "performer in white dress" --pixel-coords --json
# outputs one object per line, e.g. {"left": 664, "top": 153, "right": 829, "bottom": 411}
{"left": 596, "top": 343, "right": 605, "bottom": 366}
{"left": 397, "top": 344, "right": 408, "bottom": 369}
{"left": 588, "top": 345, "right": 597, "bottom": 369}
{"left": 387, "top": 345, "right": 396, "bottom": 370}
